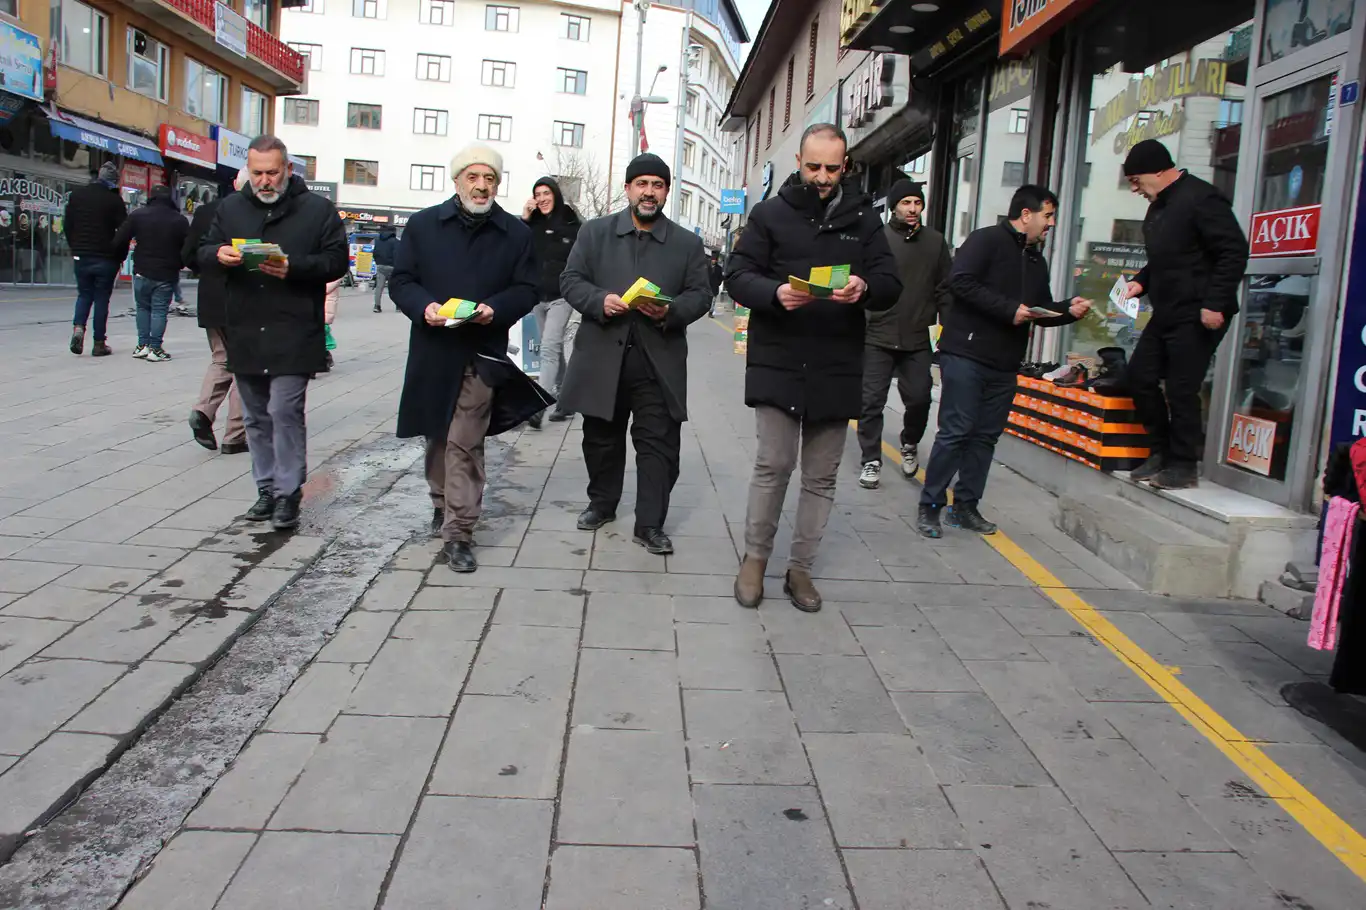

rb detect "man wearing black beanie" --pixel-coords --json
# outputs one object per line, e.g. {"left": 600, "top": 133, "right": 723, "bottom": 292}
{"left": 1118, "top": 139, "right": 1249, "bottom": 490}
{"left": 856, "top": 178, "right": 952, "bottom": 490}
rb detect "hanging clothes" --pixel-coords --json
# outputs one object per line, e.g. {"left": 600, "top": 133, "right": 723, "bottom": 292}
{"left": 1309, "top": 496, "right": 1358, "bottom": 650}
{"left": 1323, "top": 441, "right": 1366, "bottom": 694}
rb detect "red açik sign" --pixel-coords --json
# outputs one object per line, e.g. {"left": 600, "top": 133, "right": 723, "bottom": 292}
{"left": 1249, "top": 203, "right": 1321, "bottom": 258}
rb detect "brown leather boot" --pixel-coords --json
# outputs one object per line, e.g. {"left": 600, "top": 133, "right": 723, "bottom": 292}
{"left": 783, "top": 569, "right": 822, "bottom": 613}
{"left": 734, "top": 556, "right": 766, "bottom": 608}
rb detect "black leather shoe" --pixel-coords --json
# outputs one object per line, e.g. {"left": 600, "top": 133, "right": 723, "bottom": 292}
{"left": 271, "top": 490, "right": 302, "bottom": 531}
{"left": 577, "top": 507, "right": 616, "bottom": 531}
{"left": 945, "top": 504, "right": 997, "bottom": 535}
{"left": 190, "top": 410, "right": 217, "bottom": 450}
{"left": 915, "top": 504, "right": 943, "bottom": 539}
{"left": 220, "top": 441, "right": 249, "bottom": 455}
{"left": 1128, "top": 454, "right": 1164, "bottom": 483}
{"left": 431, "top": 507, "right": 444, "bottom": 538}
{"left": 634, "top": 527, "right": 674, "bottom": 555}
{"left": 444, "top": 541, "right": 478, "bottom": 573}
{"left": 1148, "top": 464, "right": 1198, "bottom": 490}
{"left": 527, "top": 411, "right": 544, "bottom": 430}
{"left": 245, "top": 487, "right": 275, "bottom": 522}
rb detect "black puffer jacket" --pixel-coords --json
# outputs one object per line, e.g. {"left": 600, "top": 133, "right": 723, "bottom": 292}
{"left": 1133, "top": 171, "right": 1249, "bottom": 324}
{"left": 113, "top": 187, "right": 188, "bottom": 283}
{"left": 372, "top": 230, "right": 398, "bottom": 266}
{"left": 184, "top": 196, "right": 229, "bottom": 328}
{"left": 725, "top": 174, "right": 902, "bottom": 422}
{"left": 198, "top": 176, "right": 349, "bottom": 376}
{"left": 525, "top": 178, "right": 582, "bottom": 301}
{"left": 63, "top": 178, "right": 128, "bottom": 260}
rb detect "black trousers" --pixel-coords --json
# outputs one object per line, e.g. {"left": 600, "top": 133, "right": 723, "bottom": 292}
{"left": 581, "top": 344, "right": 681, "bottom": 533}
{"left": 857, "top": 344, "right": 933, "bottom": 463}
{"left": 1128, "top": 320, "right": 1226, "bottom": 466}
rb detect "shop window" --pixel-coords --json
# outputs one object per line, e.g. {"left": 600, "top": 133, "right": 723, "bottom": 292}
{"left": 288, "top": 43, "right": 323, "bottom": 71}
{"left": 242, "top": 87, "right": 268, "bottom": 135}
{"left": 947, "top": 153, "right": 975, "bottom": 250}
{"left": 485, "top": 5, "right": 518, "bottom": 31}
{"left": 562, "top": 14, "right": 590, "bottom": 41}
{"left": 185, "top": 59, "right": 228, "bottom": 124}
{"left": 558, "top": 68, "right": 587, "bottom": 95}
{"left": 1260, "top": 2, "right": 1352, "bottom": 66}
{"left": 974, "top": 59, "right": 1034, "bottom": 230}
{"left": 61, "top": 0, "right": 108, "bottom": 78}
{"left": 244, "top": 0, "right": 270, "bottom": 29}
{"left": 413, "top": 108, "right": 448, "bottom": 135}
{"left": 295, "top": 155, "right": 317, "bottom": 180}
{"left": 418, "top": 54, "right": 452, "bottom": 81}
{"left": 421, "top": 0, "right": 454, "bottom": 25}
{"left": 350, "top": 48, "right": 384, "bottom": 75}
{"left": 127, "top": 28, "right": 168, "bottom": 102}
{"left": 479, "top": 114, "right": 512, "bottom": 142}
{"left": 344, "top": 158, "right": 379, "bottom": 186}
{"left": 1110, "top": 219, "right": 1144, "bottom": 243}
{"left": 347, "top": 103, "right": 382, "bottom": 130}
{"left": 1001, "top": 161, "right": 1026, "bottom": 186}
{"left": 410, "top": 165, "right": 444, "bottom": 191}
{"left": 482, "top": 60, "right": 515, "bottom": 87}
{"left": 283, "top": 98, "right": 320, "bottom": 126}
{"left": 554, "top": 121, "right": 584, "bottom": 148}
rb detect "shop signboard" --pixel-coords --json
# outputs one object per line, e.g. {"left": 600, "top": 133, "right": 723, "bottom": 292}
{"left": 47, "top": 112, "right": 164, "bottom": 165}
{"left": 159, "top": 125, "right": 216, "bottom": 168}
{"left": 337, "top": 205, "right": 393, "bottom": 225}
{"left": 840, "top": 53, "right": 913, "bottom": 152}
{"left": 1328, "top": 136, "right": 1366, "bottom": 450}
{"left": 719, "top": 189, "right": 745, "bottom": 214}
{"left": 120, "top": 163, "right": 150, "bottom": 193}
{"left": 1249, "top": 204, "right": 1321, "bottom": 258}
{"left": 987, "top": 58, "right": 1034, "bottom": 112}
{"left": 307, "top": 181, "right": 338, "bottom": 200}
{"left": 148, "top": 165, "right": 167, "bottom": 188}
{"left": 213, "top": 125, "right": 250, "bottom": 170}
{"left": 1000, "top": 0, "right": 1097, "bottom": 56}
{"left": 1226, "top": 413, "right": 1277, "bottom": 476}
{"left": 910, "top": 3, "right": 996, "bottom": 72}
{"left": 0, "top": 91, "right": 25, "bottom": 126}
{"left": 214, "top": 2, "right": 248, "bottom": 58}
{"left": 1091, "top": 54, "right": 1230, "bottom": 155}
{"left": 839, "top": 0, "right": 879, "bottom": 44}
{"left": 0, "top": 20, "right": 43, "bottom": 102}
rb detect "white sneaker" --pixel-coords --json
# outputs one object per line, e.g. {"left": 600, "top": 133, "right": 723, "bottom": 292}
{"left": 900, "top": 444, "right": 920, "bottom": 478}
{"left": 144, "top": 347, "right": 171, "bottom": 362}
{"left": 132, "top": 345, "right": 148, "bottom": 359}
{"left": 859, "top": 461, "right": 881, "bottom": 489}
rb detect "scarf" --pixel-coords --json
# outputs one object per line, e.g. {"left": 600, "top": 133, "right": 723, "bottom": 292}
{"left": 453, "top": 193, "right": 493, "bottom": 232}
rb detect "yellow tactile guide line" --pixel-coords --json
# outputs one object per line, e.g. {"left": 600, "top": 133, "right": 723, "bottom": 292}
{"left": 711, "top": 315, "right": 1366, "bottom": 880}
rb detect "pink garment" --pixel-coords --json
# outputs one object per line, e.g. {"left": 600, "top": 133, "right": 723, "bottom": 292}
{"left": 1309, "top": 496, "right": 1359, "bottom": 650}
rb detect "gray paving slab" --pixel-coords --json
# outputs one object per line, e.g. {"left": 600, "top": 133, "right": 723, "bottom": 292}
{"left": 1094, "top": 700, "right": 1263, "bottom": 800}
{"left": 919, "top": 604, "right": 1045, "bottom": 661}
{"left": 390, "top": 608, "right": 489, "bottom": 642}
{"left": 118, "top": 830, "right": 259, "bottom": 910}
{"left": 63, "top": 660, "right": 194, "bottom": 737}
{"left": 383, "top": 796, "right": 553, "bottom": 910}
{"left": 465, "top": 622, "right": 579, "bottom": 704}
{"left": 0, "top": 584, "right": 121, "bottom": 622}
{"left": 891, "top": 691, "right": 1052, "bottom": 787}
{"left": 664, "top": 536, "right": 739, "bottom": 575}
{"left": 50, "top": 564, "right": 153, "bottom": 593}
{"left": 853, "top": 620, "right": 982, "bottom": 693}
{"left": 841, "top": 849, "right": 1006, "bottom": 910}
{"left": 314, "top": 610, "right": 399, "bottom": 663}
{"left": 0, "top": 732, "right": 116, "bottom": 844}
{"left": 354, "top": 569, "right": 424, "bottom": 611}
{"left": 493, "top": 589, "right": 585, "bottom": 627}
{"left": 683, "top": 689, "right": 811, "bottom": 784}
{"left": 428, "top": 693, "right": 570, "bottom": 799}
{"left": 580, "top": 569, "right": 735, "bottom": 596}
{"left": 546, "top": 845, "right": 700, "bottom": 910}
{"left": 966, "top": 659, "right": 1122, "bottom": 745}
{"left": 264, "top": 662, "right": 366, "bottom": 734}
{"left": 582, "top": 592, "right": 675, "bottom": 650}
{"left": 214, "top": 831, "right": 397, "bottom": 910}
{"left": 187, "top": 733, "right": 323, "bottom": 830}
{"left": 38, "top": 595, "right": 188, "bottom": 663}
{"left": 0, "top": 615, "right": 73, "bottom": 675}
{"left": 0, "top": 658, "right": 126, "bottom": 754}
{"left": 408, "top": 584, "right": 498, "bottom": 610}
{"left": 514, "top": 529, "right": 592, "bottom": 570}
{"left": 558, "top": 727, "right": 693, "bottom": 846}
{"left": 426, "top": 565, "right": 583, "bottom": 589}
{"left": 756, "top": 601, "right": 863, "bottom": 654}
{"left": 1115, "top": 850, "right": 1292, "bottom": 910}
{"left": 344, "top": 635, "right": 476, "bottom": 717}
{"left": 776, "top": 654, "right": 907, "bottom": 733}
{"left": 670, "top": 594, "right": 761, "bottom": 625}
{"left": 1031, "top": 633, "right": 1169, "bottom": 703}
{"left": 572, "top": 648, "right": 682, "bottom": 731}
{"left": 675, "top": 621, "right": 782, "bottom": 691}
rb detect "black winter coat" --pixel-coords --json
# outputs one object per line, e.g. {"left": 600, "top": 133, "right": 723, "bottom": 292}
{"left": 389, "top": 198, "right": 549, "bottom": 440}
{"left": 63, "top": 180, "right": 128, "bottom": 260}
{"left": 183, "top": 197, "right": 229, "bottom": 328}
{"left": 198, "top": 177, "right": 349, "bottom": 376}
{"left": 938, "top": 222, "right": 1079, "bottom": 372}
{"left": 526, "top": 201, "right": 581, "bottom": 301}
{"left": 725, "top": 175, "right": 902, "bottom": 422}
{"left": 867, "top": 222, "right": 952, "bottom": 352}
{"left": 372, "top": 232, "right": 398, "bottom": 267}
{"left": 113, "top": 193, "right": 188, "bottom": 283}
{"left": 1133, "top": 171, "right": 1249, "bottom": 324}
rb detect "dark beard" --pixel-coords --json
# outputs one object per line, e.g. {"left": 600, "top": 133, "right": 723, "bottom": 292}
{"left": 633, "top": 201, "right": 661, "bottom": 223}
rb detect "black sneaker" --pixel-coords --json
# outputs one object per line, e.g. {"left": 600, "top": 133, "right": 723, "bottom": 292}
{"left": 1129, "top": 454, "right": 1164, "bottom": 483}
{"left": 69, "top": 326, "right": 85, "bottom": 355}
{"left": 945, "top": 504, "right": 998, "bottom": 535}
{"left": 548, "top": 408, "right": 572, "bottom": 423}
{"left": 431, "top": 507, "right": 444, "bottom": 538}
{"left": 190, "top": 410, "right": 218, "bottom": 450}
{"left": 634, "top": 527, "right": 674, "bottom": 555}
{"left": 577, "top": 506, "right": 616, "bottom": 531}
{"left": 373, "top": 303, "right": 381, "bottom": 313}
{"left": 271, "top": 490, "right": 302, "bottom": 531}
{"left": 245, "top": 487, "right": 275, "bottom": 522}
{"left": 444, "top": 540, "right": 478, "bottom": 573}
{"left": 91, "top": 341, "right": 112, "bottom": 357}
{"left": 916, "top": 504, "right": 943, "bottom": 539}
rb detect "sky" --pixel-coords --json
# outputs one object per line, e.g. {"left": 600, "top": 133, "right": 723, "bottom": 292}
{"left": 733, "top": 0, "right": 772, "bottom": 56}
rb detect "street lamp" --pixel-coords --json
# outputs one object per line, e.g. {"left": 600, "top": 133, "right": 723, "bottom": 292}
{"left": 631, "top": 0, "right": 656, "bottom": 156}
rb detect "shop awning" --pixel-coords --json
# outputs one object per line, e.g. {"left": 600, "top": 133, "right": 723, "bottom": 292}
{"left": 45, "top": 111, "right": 164, "bottom": 166}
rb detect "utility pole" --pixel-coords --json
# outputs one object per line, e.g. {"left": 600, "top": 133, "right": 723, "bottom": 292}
{"left": 631, "top": 0, "right": 652, "bottom": 157}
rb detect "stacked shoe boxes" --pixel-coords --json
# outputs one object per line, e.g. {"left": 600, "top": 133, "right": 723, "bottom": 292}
{"left": 1006, "top": 376, "right": 1150, "bottom": 472}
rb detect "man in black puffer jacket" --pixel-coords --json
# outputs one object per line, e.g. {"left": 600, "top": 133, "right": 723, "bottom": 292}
{"left": 64, "top": 162, "right": 128, "bottom": 357}
{"left": 918, "top": 184, "right": 1091, "bottom": 540}
{"left": 523, "top": 176, "right": 582, "bottom": 424}
{"left": 113, "top": 184, "right": 189, "bottom": 363}
{"left": 726, "top": 123, "right": 902, "bottom": 613}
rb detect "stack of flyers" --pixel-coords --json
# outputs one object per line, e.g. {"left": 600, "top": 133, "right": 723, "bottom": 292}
{"left": 621, "top": 277, "right": 674, "bottom": 307}
{"left": 733, "top": 305, "right": 750, "bottom": 355}
{"left": 1109, "top": 275, "right": 1140, "bottom": 319}
{"left": 231, "top": 239, "right": 288, "bottom": 271}
{"left": 788, "top": 264, "right": 850, "bottom": 297}
{"left": 437, "top": 298, "right": 479, "bottom": 326}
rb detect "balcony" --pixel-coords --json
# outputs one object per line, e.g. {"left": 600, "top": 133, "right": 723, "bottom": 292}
{"left": 123, "top": 0, "right": 305, "bottom": 92}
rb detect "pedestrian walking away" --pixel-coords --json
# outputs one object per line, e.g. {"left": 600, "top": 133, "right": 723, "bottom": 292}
{"left": 559, "top": 152, "right": 713, "bottom": 557}
{"left": 113, "top": 184, "right": 189, "bottom": 363}
{"left": 199, "top": 135, "right": 349, "bottom": 532}
{"left": 371, "top": 227, "right": 398, "bottom": 313}
{"left": 183, "top": 170, "right": 248, "bottom": 455}
{"left": 708, "top": 250, "right": 724, "bottom": 316}
{"left": 1118, "top": 139, "right": 1249, "bottom": 491}
{"left": 918, "top": 184, "right": 1092, "bottom": 539}
{"left": 64, "top": 161, "right": 128, "bottom": 357}
{"left": 390, "top": 143, "right": 549, "bottom": 574}
{"left": 857, "top": 178, "right": 952, "bottom": 491}
{"left": 726, "top": 124, "right": 902, "bottom": 612}
{"left": 523, "top": 176, "right": 583, "bottom": 426}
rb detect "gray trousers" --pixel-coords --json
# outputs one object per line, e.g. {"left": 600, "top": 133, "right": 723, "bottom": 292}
{"left": 237, "top": 374, "right": 309, "bottom": 496}
{"left": 374, "top": 265, "right": 394, "bottom": 307}
{"left": 743, "top": 406, "right": 848, "bottom": 571}
{"left": 533, "top": 298, "right": 581, "bottom": 396}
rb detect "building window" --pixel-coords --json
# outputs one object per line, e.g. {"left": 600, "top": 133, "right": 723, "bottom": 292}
{"left": 288, "top": 42, "right": 323, "bottom": 71}
{"left": 558, "top": 68, "right": 587, "bottom": 95}
{"left": 185, "top": 58, "right": 228, "bottom": 123}
{"left": 482, "top": 60, "right": 515, "bottom": 87}
{"left": 350, "top": 48, "right": 385, "bottom": 76}
{"left": 685, "top": 91, "right": 697, "bottom": 118}
{"left": 784, "top": 56, "right": 794, "bottom": 128}
{"left": 561, "top": 13, "right": 589, "bottom": 40}
{"left": 499, "top": 172, "right": 510, "bottom": 197}
{"left": 244, "top": 0, "right": 270, "bottom": 29}
{"left": 241, "top": 87, "right": 268, "bottom": 135}
{"left": 61, "top": 0, "right": 108, "bottom": 77}
{"left": 421, "top": 0, "right": 454, "bottom": 25}
{"left": 295, "top": 155, "right": 317, "bottom": 180}
{"left": 553, "top": 121, "right": 584, "bottom": 148}
{"left": 126, "top": 28, "right": 168, "bottom": 102}
{"left": 352, "top": 0, "right": 380, "bottom": 18}
{"left": 413, "top": 108, "right": 449, "bottom": 135}
{"left": 1111, "top": 219, "right": 1145, "bottom": 244}
{"left": 411, "top": 164, "right": 444, "bottom": 191}
{"left": 1002, "top": 161, "right": 1026, "bottom": 186}
{"left": 416, "top": 54, "right": 451, "bottom": 82}
{"left": 806, "top": 19, "right": 818, "bottom": 99}
{"left": 679, "top": 189, "right": 692, "bottom": 220}
{"left": 283, "top": 98, "right": 320, "bottom": 126}
{"left": 683, "top": 140, "right": 695, "bottom": 168}
{"left": 478, "top": 114, "right": 512, "bottom": 142}
{"left": 344, "top": 159, "right": 379, "bottom": 186}
{"left": 1008, "top": 108, "right": 1029, "bottom": 134}
{"left": 766, "top": 88, "right": 774, "bottom": 148}
{"left": 347, "top": 102, "right": 382, "bottom": 130}
{"left": 297, "top": 0, "right": 322, "bottom": 11}
{"left": 905, "top": 153, "right": 929, "bottom": 174}
{"left": 753, "top": 111, "right": 761, "bottom": 164}
{"left": 485, "top": 5, "right": 518, "bottom": 31}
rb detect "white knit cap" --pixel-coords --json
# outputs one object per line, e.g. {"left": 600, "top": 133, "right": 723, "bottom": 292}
{"left": 449, "top": 144, "right": 504, "bottom": 183}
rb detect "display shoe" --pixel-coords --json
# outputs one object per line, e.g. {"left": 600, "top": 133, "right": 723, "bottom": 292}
{"left": 733, "top": 555, "right": 766, "bottom": 608}
{"left": 1053, "top": 364, "right": 1090, "bottom": 388}
{"left": 1086, "top": 346, "right": 1131, "bottom": 395}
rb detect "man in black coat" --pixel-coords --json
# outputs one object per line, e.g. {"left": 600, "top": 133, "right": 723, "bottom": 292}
{"left": 113, "top": 184, "right": 188, "bottom": 363}
{"left": 559, "top": 153, "right": 713, "bottom": 557}
{"left": 390, "top": 143, "right": 548, "bottom": 573}
{"left": 200, "top": 136, "right": 349, "bottom": 532}
{"left": 523, "top": 177, "right": 582, "bottom": 425}
{"left": 182, "top": 171, "right": 247, "bottom": 455}
{"left": 64, "top": 161, "right": 128, "bottom": 357}
{"left": 1118, "top": 139, "right": 1250, "bottom": 490}
{"left": 918, "top": 185, "right": 1092, "bottom": 539}
{"left": 726, "top": 124, "right": 902, "bottom": 612}
{"left": 371, "top": 228, "right": 398, "bottom": 313}
{"left": 857, "top": 179, "right": 952, "bottom": 490}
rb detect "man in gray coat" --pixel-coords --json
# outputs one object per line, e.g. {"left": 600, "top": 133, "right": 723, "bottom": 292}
{"left": 559, "top": 153, "right": 712, "bottom": 556}
{"left": 857, "top": 179, "right": 952, "bottom": 489}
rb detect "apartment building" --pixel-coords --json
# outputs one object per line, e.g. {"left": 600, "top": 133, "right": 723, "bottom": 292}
{"left": 1, "top": 0, "right": 305, "bottom": 284}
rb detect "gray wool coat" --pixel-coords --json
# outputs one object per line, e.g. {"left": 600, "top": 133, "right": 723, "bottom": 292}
{"left": 558, "top": 209, "right": 712, "bottom": 422}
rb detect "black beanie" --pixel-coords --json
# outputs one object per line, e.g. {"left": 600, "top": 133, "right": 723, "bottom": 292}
{"left": 888, "top": 178, "right": 924, "bottom": 207}
{"left": 1123, "top": 139, "right": 1175, "bottom": 176}
{"left": 625, "top": 153, "right": 671, "bottom": 188}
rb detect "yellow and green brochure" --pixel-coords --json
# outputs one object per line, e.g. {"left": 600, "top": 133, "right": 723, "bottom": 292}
{"left": 437, "top": 298, "right": 479, "bottom": 325}
{"left": 621, "top": 277, "right": 674, "bottom": 307}
{"left": 231, "top": 238, "right": 288, "bottom": 271}
{"left": 788, "top": 264, "right": 850, "bottom": 297}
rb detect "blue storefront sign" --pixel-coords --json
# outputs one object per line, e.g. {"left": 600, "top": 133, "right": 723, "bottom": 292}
{"left": 1328, "top": 140, "right": 1366, "bottom": 450}
{"left": 0, "top": 91, "right": 25, "bottom": 126}
{"left": 719, "top": 188, "right": 745, "bottom": 214}
{"left": 46, "top": 112, "right": 164, "bottom": 165}
{"left": 0, "top": 21, "right": 43, "bottom": 103}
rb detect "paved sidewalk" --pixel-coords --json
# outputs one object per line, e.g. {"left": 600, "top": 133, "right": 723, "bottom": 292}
{"left": 3, "top": 299, "right": 1365, "bottom": 909}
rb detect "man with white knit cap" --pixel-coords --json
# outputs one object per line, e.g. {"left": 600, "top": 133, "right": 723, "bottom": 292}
{"left": 389, "top": 143, "right": 547, "bottom": 573}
